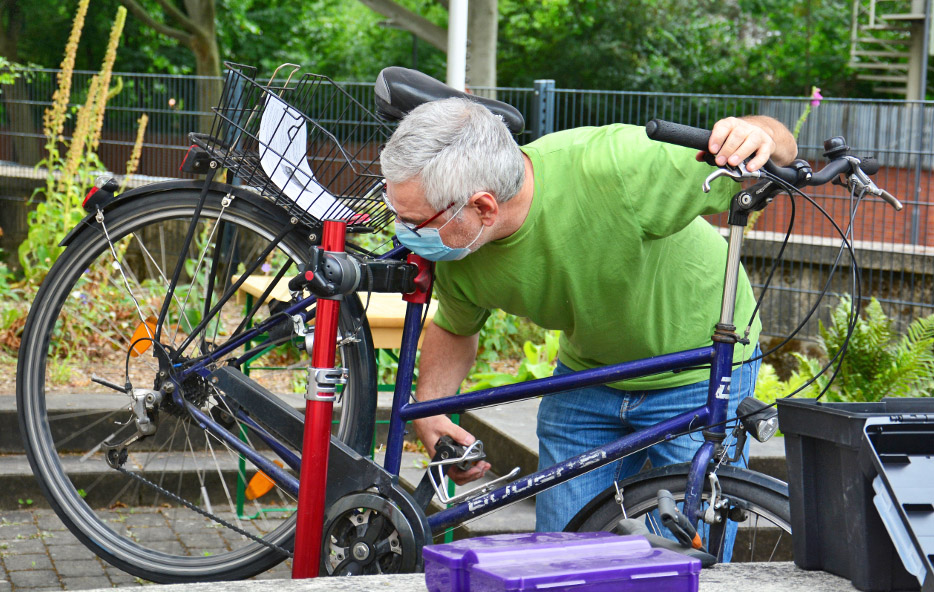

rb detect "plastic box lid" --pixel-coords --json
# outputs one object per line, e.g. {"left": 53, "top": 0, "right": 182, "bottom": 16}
{"left": 469, "top": 546, "right": 700, "bottom": 592}
{"left": 424, "top": 533, "right": 699, "bottom": 592}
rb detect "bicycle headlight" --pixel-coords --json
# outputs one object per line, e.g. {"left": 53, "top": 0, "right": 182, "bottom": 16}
{"left": 737, "top": 397, "right": 779, "bottom": 443}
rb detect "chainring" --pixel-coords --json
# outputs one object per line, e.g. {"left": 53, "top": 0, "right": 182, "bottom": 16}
{"left": 322, "top": 492, "right": 420, "bottom": 575}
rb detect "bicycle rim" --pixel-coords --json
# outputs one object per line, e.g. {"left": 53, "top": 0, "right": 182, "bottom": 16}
{"left": 16, "top": 190, "right": 376, "bottom": 582}
{"left": 569, "top": 465, "right": 792, "bottom": 563}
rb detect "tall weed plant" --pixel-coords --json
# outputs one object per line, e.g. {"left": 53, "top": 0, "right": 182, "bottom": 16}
{"left": 17, "top": 2, "right": 139, "bottom": 284}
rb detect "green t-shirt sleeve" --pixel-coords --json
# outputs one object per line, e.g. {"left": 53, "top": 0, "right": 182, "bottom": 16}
{"left": 615, "top": 133, "right": 734, "bottom": 239}
{"left": 431, "top": 264, "right": 491, "bottom": 336}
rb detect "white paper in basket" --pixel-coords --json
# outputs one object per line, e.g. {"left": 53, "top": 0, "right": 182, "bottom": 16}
{"left": 258, "top": 94, "right": 354, "bottom": 220}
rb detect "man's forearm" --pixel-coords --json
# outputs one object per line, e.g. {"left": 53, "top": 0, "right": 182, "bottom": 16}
{"left": 414, "top": 321, "right": 479, "bottom": 403}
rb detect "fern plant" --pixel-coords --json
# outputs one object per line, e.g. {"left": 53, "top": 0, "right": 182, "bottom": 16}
{"left": 796, "top": 295, "right": 934, "bottom": 402}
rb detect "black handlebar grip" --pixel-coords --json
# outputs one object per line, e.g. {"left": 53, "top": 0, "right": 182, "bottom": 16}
{"left": 645, "top": 119, "right": 712, "bottom": 152}
{"left": 860, "top": 156, "right": 880, "bottom": 176}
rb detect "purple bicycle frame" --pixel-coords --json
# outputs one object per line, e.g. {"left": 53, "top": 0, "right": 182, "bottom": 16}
{"left": 175, "top": 224, "right": 746, "bottom": 535}
{"left": 382, "top": 299, "right": 738, "bottom": 533}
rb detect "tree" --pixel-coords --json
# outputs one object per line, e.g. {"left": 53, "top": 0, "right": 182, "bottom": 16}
{"left": 117, "top": 0, "right": 221, "bottom": 124}
{"left": 356, "top": 0, "right": 499, "bottom": 88}
{"left": 0, "top": 0, "right": 42, "bottom": 164}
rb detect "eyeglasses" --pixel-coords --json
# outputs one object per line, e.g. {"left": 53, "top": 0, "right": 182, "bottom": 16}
{"left": 381, "top": 190, "right": 455, "bottom": 236}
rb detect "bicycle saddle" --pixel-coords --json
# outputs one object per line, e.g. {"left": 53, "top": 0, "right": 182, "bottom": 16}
{"left": 374, "top": 66, "right": 525, "bottom": 135}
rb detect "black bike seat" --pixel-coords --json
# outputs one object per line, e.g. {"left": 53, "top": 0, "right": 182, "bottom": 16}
{"left": 374, "top": 66, "right": 525, "bottom": 135}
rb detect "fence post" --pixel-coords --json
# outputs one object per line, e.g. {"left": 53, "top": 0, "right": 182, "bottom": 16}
{"left": 531, "top": 79, "right": 555, "bottom": 140}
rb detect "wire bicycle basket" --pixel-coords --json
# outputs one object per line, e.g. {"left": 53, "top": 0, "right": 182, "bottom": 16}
{"left": 191, "top": 62, "right": 394, "bottom": 233}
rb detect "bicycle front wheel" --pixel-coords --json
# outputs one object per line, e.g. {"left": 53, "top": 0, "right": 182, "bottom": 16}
{"left": 566, "top": 464, "right": 791, "bottom": 563}
{"left": 17, "top": 187, "right": 377, "bottom": 582}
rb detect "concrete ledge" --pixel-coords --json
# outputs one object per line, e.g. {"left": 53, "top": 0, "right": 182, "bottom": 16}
{"left": 69, "top": 563, "right": 859, "bottom": 592}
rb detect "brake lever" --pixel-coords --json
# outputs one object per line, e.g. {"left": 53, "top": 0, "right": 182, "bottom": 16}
{"left": 703, "top": 162, "right": 761, "bottom": 193}
{"left": 845, "top": 156, "right": 903, "bottom": 210}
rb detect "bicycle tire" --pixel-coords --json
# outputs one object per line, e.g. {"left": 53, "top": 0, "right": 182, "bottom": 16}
{"left": 17, "top": 188, "right": 378, "bottom": 582}
{"left": 566, "top": 463, "right": 791, "bottom": 563}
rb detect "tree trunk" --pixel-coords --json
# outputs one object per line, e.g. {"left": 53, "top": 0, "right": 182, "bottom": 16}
{"left": 467, "top": 0, "right": 497, "bottom": 93}
{"left": 0, "top": 0, "right": 41, "bottom": 165}
{"left": 183, "top": 0, "right": 221, "bottom": 133}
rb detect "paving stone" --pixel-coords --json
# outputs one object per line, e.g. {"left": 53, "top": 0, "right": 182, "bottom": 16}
{"left": 107, "top": 571, "right": 147, "bottom": 586}
{"left": 171, "top": 520, "right": 215, "bottom": 534}
{"left": 0, "top": 580, "right": 10, "bottom": 592}
{"left": 181, "top": 534, "right": 227, "bottom": 550}
{"left": 7, "top": 570, "right": 60, "bottom": 588}
{"left": 4, "top": 553, "right": 53, "bottom": 571}
{"left": 53, "top": 559, "right": 104, "bottom": 578}
{"left": 3, "top": 538, "right": 46, "bottom": 553}
{"left": 0, "top": 511, "right": 34, "bottom": 524}
{"left": 124, "top": 512, "right": 163, "bottom": 527}
{"left": 34, "top": 516, "right": 68, "bottom": 532}
{"left": 61, "top": 576, "right": 110, "bottom": 590}
{"left": 251, "top": 572, "right": 288, "bottom": 581}
{"left": 46, "top": 545, "right": 97, "bottom": 561}
{"left": 0, "top": 522, "right": 39, "bottom": 537}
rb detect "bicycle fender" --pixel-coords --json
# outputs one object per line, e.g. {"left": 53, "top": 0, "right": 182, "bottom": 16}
{"left": 59, "top": 180, "right": 297, "bottom": 248}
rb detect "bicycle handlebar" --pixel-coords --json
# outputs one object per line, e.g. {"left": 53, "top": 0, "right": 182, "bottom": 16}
{"left": 645, "top": 119, "right": 902, "bottom": 210}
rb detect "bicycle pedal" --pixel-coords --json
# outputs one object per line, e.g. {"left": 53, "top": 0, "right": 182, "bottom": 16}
{"left": 428, "top": 436, "right": 486, "bottom": 471}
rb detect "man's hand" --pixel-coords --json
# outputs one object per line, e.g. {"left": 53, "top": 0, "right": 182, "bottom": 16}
{"left": 413, "top": 415, "right": 491, "bottom": 485}
{"left": 697, "top": 116, "right": 797, "bottom": 172}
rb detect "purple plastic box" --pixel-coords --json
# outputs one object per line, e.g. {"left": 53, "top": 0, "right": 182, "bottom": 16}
{"left": 423, "top": 532, "right": 700, "bottom": 592}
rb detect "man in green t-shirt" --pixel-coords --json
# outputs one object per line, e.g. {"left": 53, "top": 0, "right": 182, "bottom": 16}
{"left": 380, "top": 98, "right": 796, "bottom": 531}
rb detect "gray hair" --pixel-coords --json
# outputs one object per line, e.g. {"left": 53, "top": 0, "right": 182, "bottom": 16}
{"left": 379, "top": 98, "right": 525, "bottom": 213}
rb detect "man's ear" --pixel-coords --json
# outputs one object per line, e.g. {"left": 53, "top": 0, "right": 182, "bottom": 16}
{"left": 471, "top": 192, "right": 499, "bottom": 226}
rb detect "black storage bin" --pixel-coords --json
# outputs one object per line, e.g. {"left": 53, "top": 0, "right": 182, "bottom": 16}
{"left": 777, "top": 398, "right": 934, "bottom": 592}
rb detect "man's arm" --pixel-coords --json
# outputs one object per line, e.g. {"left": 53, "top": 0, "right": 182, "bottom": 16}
{"left": 704, "top": 116, "right": 798, "bottom": 172}
{"left": 412, "top": 321, "right": 491, "bottom": 485}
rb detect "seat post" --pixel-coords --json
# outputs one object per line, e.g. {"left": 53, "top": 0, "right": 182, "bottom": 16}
{"left": 719, "top": 224, "right": 745, "bottom": 327}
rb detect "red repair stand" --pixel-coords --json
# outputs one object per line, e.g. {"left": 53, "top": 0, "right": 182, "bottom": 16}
{"left": 292, "top": 219, "right": 347, "bottom": 578}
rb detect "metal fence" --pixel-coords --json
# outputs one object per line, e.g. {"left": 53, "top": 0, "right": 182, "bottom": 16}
{"left": 1, "top": 68, "right": 932, "bottom": 341}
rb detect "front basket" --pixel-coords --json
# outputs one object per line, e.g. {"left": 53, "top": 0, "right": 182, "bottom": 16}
{"left": 192, "top": 62, "right": 395, "bottom": 233}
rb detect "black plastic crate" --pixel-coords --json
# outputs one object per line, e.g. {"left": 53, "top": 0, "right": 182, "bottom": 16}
{"left": 777, "top": 398, "right": 934, "bottom": 591}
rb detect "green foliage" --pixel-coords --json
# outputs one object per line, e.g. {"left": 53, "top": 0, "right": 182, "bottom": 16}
{"left": 754, "top": 361, "right": 820, "bottom": 405}
{"left": 759, "top": 296, "right": 934, "bottom": 404}
{"left": 474, "top": 310, "right": 546, "bottom": 373}
{"left": 0, "top": 57, "right": 31, "bottom": 88}
{"left": 11, "top": 0, "right": 878, "bottom": 97}
{"left": 802, "top": 296, "right": 934, "bottom": 402}
{"left": 496, "top": 0, "right": 868, "bottom": 96}
{"left": 467, "top": 331, "right": 559, "bottom": 391}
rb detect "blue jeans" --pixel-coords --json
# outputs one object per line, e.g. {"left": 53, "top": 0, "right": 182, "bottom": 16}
{"left": 536, "top": 350, "right": 761, "bottom": 533}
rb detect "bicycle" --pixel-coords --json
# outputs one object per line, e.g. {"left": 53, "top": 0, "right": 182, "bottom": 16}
{"left": 15, "top": 62, "right": 902, "bottom": 582}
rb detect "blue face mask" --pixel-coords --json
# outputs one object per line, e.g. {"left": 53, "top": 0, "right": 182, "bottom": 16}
{"left": 394, "top": 204, "right": 484, "bottom": 261}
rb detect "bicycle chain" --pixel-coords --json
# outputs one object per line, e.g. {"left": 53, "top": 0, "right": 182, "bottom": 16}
{"left": 112, "top": 464, "right": 294, "bottom": 558}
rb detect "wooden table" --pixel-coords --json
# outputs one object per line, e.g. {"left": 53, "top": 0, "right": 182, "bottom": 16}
{"left": 235, "top": 275, "right": 438, "bottom": 349}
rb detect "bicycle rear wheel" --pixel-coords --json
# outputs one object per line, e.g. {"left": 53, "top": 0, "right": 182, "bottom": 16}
{"left": 566, "top": 464, "right": 791, "bottom": 563}
{"left": 16, "top": 187, "right": 377, "bottom": 582}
